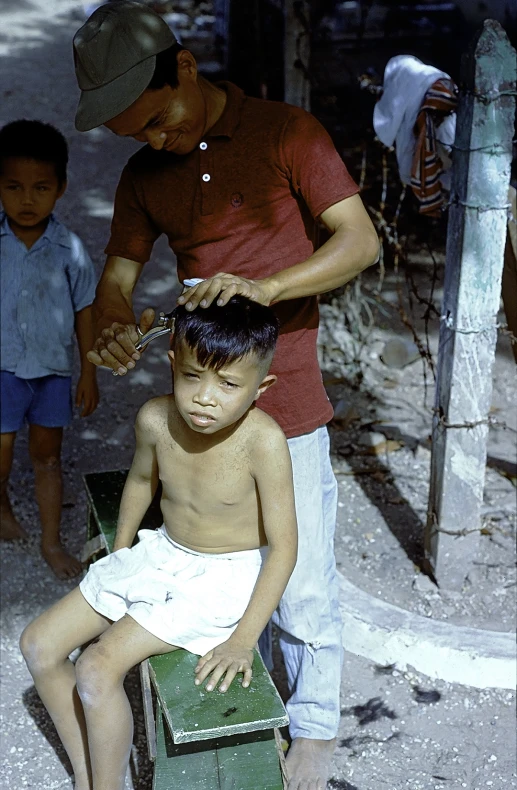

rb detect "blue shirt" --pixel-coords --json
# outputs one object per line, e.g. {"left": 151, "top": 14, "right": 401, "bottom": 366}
{"left": 0, "top": 212, "right": 97, "bottom": 378}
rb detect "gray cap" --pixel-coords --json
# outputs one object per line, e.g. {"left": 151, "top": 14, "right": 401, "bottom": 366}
{"left": 73, "top": 1, "right": 177, "bottom": 132}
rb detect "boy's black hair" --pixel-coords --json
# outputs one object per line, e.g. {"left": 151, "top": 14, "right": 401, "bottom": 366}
{"left": 173, "top": 296, "right": 279, "bottom": 373}
{"left": 0, "top": 120, "right": 68, "bottom": 185}
{"left": 147, "top": 43, "right": 187, "bottom": 92}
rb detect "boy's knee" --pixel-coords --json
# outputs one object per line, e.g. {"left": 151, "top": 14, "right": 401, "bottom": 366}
{"left": 75, "top": 644, "right": 120, "bottom": 705}
{"left": 20, "top": 621, "right": 55, "bottom": 674}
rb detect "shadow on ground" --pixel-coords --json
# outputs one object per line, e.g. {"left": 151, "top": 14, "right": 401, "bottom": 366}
{"left": 22, "top": 666, "right": 153, "bottom": 789}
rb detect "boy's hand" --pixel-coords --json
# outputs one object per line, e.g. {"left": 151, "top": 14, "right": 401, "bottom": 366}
{"left": 76, "top": 371, "right": 99, "bottom": 417}
{"left": 194, "top": 639, "right": 254, "bottom": 692}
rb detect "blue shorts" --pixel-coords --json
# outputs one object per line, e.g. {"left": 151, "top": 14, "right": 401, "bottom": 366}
{"left": 0, "top": 372, "right": 72, "bottom": 433}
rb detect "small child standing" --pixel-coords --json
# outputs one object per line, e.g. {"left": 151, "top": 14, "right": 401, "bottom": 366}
{"left": 20, "top": 296, "right": 297, "bottom": 790}
{"left": 0, "top": 120, "right": 98, "bottom": 579}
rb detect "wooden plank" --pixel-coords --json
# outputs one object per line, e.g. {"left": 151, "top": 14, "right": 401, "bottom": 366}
{"left": 154, "top": 713, "right": 284, "bottom": 790}
{"left": 153, "top": 709, "right": 219, "bottom": 789}
{"left": 149, "top": 649, "right": 288, "bottom": 744}
{"left": 424, "top": 20, "right": 516, "bottom": 588}
{"left": 216, "top": 729, "right": 284, "bottom": 790}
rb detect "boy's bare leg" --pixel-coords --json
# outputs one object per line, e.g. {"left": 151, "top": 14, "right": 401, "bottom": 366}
{"left": 0, "top": 431, "right": 28, "bottom": 539}
{"left": 20, "top": 587, "right": 113, "bottom": 790}
{"left": 285, "top": 737, "right": 336, "bottom": 790}
{"left": 28, "top": 424, "right": 81, "bottom": 579}
{"left": 74, "top": 613, "right": 176, "bottom": 790}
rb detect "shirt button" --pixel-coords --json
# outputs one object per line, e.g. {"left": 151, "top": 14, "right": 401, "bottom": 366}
{"left": 21, "top": 290, "right": 28, "bottom": 296}
{"left": 199, "top": 142, "right": 208, "bottom": 150}
{"left": 20, "top": 322, "right": 27, "bottom": 330}
{"left": 202, "top": 173, "right": 211, "bottom": 182}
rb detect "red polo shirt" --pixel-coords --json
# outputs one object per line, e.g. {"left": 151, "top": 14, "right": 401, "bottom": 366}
{"left": 106, "top": 82, "right": 359, "bottom": 437}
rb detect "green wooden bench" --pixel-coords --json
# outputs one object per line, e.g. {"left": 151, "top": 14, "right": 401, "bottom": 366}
{"left": 82, "top": 470, "right": 288, "bottom": 789}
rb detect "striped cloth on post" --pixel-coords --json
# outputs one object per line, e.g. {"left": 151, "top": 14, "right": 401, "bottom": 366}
{"left": 410, "top": 78, "right": 458, "bottom": 216}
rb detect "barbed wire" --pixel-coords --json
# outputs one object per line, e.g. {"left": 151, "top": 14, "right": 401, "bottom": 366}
{"left": 467, "top": 88, "right": 517, "bottom": 104}
{"left": 440, "top": 314, "right": 517, "bottom": 344}
{"left": 347, "top": 130, "right": 517, "bottom": 423}
{"left": 433, "top": 410, "right": 517, "bottom": 433}
{"left": 448, "top": 197, "right": 511, "bottom": 213}
{"left": 450, "top": 141, "right": 515, "bottom": 155}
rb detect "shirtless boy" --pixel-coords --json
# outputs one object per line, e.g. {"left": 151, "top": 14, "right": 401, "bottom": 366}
{"left": 20, "top": 296, "right": 298, "bottom": 790}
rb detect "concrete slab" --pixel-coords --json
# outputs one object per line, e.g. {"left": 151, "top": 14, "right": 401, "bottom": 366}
{"left": 338, "top": 572, "right": 516, "bottom": 689}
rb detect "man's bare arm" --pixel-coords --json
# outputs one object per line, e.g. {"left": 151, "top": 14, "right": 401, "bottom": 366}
{"left": 178, "top": 194, "right": 380, "bottom": 310}
{"left": 113, "top": 401, "right": 160, "bottom": 551}
{"left": 87, "top": 255, "right": 156, "bottom": 375}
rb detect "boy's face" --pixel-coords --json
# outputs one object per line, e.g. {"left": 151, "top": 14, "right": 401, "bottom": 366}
{"left": 0, "top": 157, "right": 65, "bottom": 230}
{"left": 169, "top": 342, "right": 276, "bottom": 435}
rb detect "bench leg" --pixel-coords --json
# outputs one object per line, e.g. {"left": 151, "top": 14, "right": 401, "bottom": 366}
{"left": 140, "top": 659, "right": 157, "bottom": 762}
{"left": 274, "top": 728, "right": 289, "bottom": 790}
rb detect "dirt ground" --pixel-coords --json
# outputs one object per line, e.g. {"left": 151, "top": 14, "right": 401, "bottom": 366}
{"left": 0, "top": 2, "right": 516, "bottom": 789}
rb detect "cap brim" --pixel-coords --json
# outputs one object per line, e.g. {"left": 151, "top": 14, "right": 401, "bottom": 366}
{"left": 75, "top": 55, "right": 156, "bottom": 132}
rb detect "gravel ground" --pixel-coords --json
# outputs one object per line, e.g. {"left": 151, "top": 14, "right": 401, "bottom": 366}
{"left": 1, "top": 2, "right": 516, "bottom": 789}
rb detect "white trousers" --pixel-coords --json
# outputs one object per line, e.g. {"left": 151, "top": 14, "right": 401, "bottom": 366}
{"left": 261, "top": 426, "right": 343, "bottom": 740}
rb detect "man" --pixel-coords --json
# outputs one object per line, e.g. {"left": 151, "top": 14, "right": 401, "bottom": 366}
{"left": 73, "top": 3, "right": 379, "bottom": 788}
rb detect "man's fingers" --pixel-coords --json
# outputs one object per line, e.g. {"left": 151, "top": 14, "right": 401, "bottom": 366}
{"left": 177, "top": 274, "right": 233, "bottom": 310}
{"left": 198, "top": 279, "right": 233, "bottom": 308}
{"left": 138, "top": 307, "right": 155, "bottom": 336}
{"left": 86, "top": 349, "right": 105, "bottom": 367}
{"left": 97, "top": 324, "right": 138, "bottom": 371}
{"left": 88, "top": 320, "right": 143, "bottom": 372}
{"left": 99, "top": 346, "right": 129, "bottom": 375}
{"left": 216, "top": 283, "right": 241, "bottom": 306}
{"left": 106, "top": 325, "right": 139, "bottom": 357}
{"left": 182, "top": 280, "right": 219, "bottom": 310}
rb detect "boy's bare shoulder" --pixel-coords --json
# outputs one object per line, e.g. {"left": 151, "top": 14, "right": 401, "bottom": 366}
{"left": 135, "top": 395, "right": 175, "bottom": 433}
{"left": 245, "top": 407, "right": 288, "bottom": 453}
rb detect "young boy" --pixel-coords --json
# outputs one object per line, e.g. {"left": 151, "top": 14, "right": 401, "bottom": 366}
{"left": 0, "top": 120, "right": 98, "bottom": 579}
{"left": 20, "top": 296, "right": 298, "bottom": 790}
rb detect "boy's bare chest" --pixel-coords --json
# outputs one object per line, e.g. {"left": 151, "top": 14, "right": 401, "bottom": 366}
{"left": 156, "top": 433, "right": 254, "bottom": 504}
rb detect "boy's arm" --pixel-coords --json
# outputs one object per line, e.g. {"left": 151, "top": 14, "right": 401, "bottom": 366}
{"left": 195, "top": 425, "right": 298, "bottom": 691}
{"left": 74, "top": 305, "right": 99, "bottom": 417}
{"left": 113, "top": 402, "right": 160, "bottom": 552}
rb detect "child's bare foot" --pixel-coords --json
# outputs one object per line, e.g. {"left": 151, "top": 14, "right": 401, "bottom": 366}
{"left": 0, "top": 508, "right": 28, "bottom": 540}
{"left": 285, "top": 737, "right": 336, "bottom": 790}
{"left": 42, "top": 542, "right": 82, "bottom": 580}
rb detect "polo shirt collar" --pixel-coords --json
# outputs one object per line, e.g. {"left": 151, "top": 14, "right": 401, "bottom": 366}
{"left": 207, "top": 82, "right": 246, "bottom": 139}
{"left": 0, "top": 211, "right": 11, "bottom": 236}
{"left": 0, "top": 212, "right": 71, "bottom": 248}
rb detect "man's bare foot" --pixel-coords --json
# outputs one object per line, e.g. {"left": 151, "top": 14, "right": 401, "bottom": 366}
{"left": 285, "top": 737, "right": 336, "bottom": 790}
{"left": 42, "top": 542, "right": 82, "bottom": 580}
{"left": 0, "top": 509, "right": 28, "bottom": 540}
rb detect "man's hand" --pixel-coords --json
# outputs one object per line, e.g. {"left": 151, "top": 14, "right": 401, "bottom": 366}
{"left": 177, "top": 273, "right": 275, "bottom": 310}
{"left": 194, "top": 639, "right": 254, "bottom": 692}
{"left": 86, "top": 308, "right": 155, "bottom": 376}
{"left": 75, "top": 369, "right": 99, "bottom": 417}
